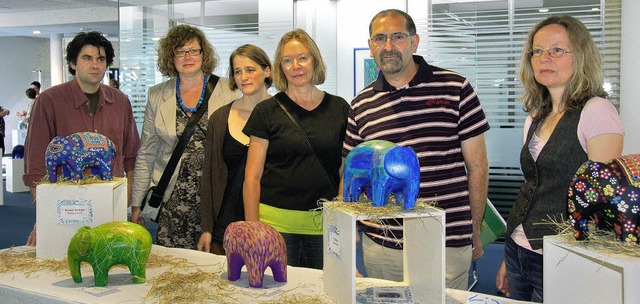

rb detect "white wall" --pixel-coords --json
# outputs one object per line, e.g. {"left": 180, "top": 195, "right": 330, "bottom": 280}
{"left": 336, "top": 1, "right": 406, "bottom": 100}
{"left": 0, "top": 36, "right": 51, "bottom": 153}
{"left": 296, "top": 1, "right": 338, "bottom": 92}
{"left": 620, "top": 0, "right": 640, "bottom": 154}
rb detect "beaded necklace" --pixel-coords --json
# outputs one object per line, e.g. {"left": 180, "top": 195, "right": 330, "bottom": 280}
{"left": 176, "top": 75, "right": 208, "bottom": 113}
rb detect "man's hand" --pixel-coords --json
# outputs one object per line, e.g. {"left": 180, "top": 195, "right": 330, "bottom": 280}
{"left": 472, "top": 235, "right": 484, "bottom": 260}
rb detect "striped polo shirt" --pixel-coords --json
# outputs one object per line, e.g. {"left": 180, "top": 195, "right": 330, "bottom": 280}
{"left": 342, "top": 55, "right": 490, "bottom": 248}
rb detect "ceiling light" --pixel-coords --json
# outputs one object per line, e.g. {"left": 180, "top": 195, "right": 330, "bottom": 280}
{"left": 592, "top": 7, "right": 600, "bottom": 11}
{"left": 539, "top": 8, "right": 549, "bottom": 13}
{"left": 32, "top": 30, "right": 41, "bottom": 35}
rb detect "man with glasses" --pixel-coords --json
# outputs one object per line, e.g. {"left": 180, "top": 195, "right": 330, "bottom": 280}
{"left": 342, "top": 9, "right": 490, "bottom": 290}
{"left": 23, "top": 31, "right": 140, "bottom": 246}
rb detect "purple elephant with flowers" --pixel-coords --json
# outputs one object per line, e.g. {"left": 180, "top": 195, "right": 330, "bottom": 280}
{"left": 568, "top": 154, "right": 640, "bottom": 243}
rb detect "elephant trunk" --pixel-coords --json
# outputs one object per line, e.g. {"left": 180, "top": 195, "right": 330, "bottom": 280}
{"left": 67, "top": 227, "right": 92, "bottom": 283}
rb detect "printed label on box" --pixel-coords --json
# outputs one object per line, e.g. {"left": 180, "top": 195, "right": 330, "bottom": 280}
{"left": 327, "top": 224, "right": 341, "bottom": 258}
{"left": 356, "top": 286, "right": 414, "bottom": 304}
{"left": 57, "top": 199, "right": 93, "bottom": 224}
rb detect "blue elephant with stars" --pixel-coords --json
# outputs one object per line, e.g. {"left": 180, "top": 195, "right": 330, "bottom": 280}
{"left": 45, "top": 132, "right": 116, "bottom": 183}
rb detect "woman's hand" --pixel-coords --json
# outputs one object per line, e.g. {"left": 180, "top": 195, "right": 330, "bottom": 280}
{"left": 243, "top": 136, "right": 268, "bottom": 221}
{"left": 130, "top": 206, "right": 146, "bottom": 227}
{"left": 197, "top": 232, "right": 212, "bottom": 252}
{"left": 26, "top": 224, "right": 37, "bottom": 246}
{"left": 496, "top": 259, "right": 510, "bottom": 297}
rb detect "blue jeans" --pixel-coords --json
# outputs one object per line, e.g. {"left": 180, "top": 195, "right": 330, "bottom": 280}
{"left": 280, "top": 233, "right": 323, "bottom": 270}
{"left": 504, "top": 236, "right": 543, "bottom": 302}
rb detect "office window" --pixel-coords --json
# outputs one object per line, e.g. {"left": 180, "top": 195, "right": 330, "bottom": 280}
{"left": 419, "top": 1, "right": 622, "bottom": 218}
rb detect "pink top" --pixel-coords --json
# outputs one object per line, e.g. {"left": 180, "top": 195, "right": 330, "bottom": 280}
{"left": 512, "top": 96, "right": 625, "bottom": 253}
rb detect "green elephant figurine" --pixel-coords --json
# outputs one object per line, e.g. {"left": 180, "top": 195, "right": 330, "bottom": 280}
{"left": 68, "top": 221, "right": 152, "bottom": 287}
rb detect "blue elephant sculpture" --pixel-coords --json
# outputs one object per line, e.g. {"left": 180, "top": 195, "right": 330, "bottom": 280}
{"left": 12, "top": 144, "right": 24, "bottom": 159}
{"left": 45, "top": 132, "right": 116, "bottom": 182}
{"left": 343, "top": 140, "right": 420, "bottom": 209}
{"left": 568, "top": 154, "right": 640, "bottom": 243}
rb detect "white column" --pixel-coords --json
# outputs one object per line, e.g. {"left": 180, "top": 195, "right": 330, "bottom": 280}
{"left": 620, "top": 1, "right": 640, "bottom": 154}
{"left": 50, "top": 33, "right": 64, "bottom": 86}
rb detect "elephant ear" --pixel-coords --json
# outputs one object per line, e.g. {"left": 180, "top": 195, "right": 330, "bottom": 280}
{"left": 71, "top": 226, "right": 93, "bottom": 257}
{"left": 613, "top": 154, "right": 640, "bottom": 188}
{"left": 46, "top": 140, "right": 65, "bottom": 155}
{"left": 384, "top": 146, "right": 419, "bottom": 177}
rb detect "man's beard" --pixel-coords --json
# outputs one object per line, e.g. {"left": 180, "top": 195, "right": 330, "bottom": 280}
{"left": 378, "top": 50, "right": 403, "bottom": 75}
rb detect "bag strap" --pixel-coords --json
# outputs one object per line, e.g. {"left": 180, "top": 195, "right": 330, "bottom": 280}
{"left": 148, "top": 75, "right": 219, "bottom": 208}
{"left": 273, "top": 95, "right": 339, "bottom": 193}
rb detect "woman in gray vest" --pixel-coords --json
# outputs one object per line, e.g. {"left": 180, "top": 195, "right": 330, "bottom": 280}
{"left": 495, "top": 15, "right": 624, "bottom": 302}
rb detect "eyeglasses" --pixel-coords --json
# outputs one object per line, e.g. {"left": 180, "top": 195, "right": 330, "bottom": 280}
{"left": 281, "top": 54, "right": 311, "bottom": 68}
{"left": 175, "top": 49, "right": 203, "bottom": 58}
{"left": 530, "top": 47, "right": 572, "bottom": 58}
{"left": 370, "top": 32, "right": 412, "bottom": 45}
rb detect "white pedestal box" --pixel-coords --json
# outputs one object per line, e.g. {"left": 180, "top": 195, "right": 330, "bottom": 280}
{"left": 544, "top": 235, "right": 640, "bottom": 304}
{"left": 0, "top": 172, "right": 3, "bottom": 206}
{"left": 2, "top": 157, "right": 29, "bottom": 192}
{"left": 35, "top": 178, "right": 128, "bottom": 260}
{"left": 12, "top": 129, "right": 27, "bottom": 146}
{"left": 323, "top": 202, "right": 446, "bottom": 304}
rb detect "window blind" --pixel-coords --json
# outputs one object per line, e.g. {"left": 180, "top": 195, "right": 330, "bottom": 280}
{"left": 419, "top": 1, "right": 622, "bottom": 218}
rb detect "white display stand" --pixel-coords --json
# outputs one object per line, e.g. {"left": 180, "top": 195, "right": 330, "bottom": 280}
{"left": 3, "top": 157, "right": 29, "bottom": 192}
{"left": 323, "top": 202, "right": 446, "bottom": 304}
{"left": 35, "top": 178, "right": 127, "bottom": 260}
{"left": 12, "top": 129, "right": 27, "bottom": 147}
{"left": 0, "top": 172, "right": 3, "bottom": 206}
{"left": 544, "top": 235, "right": 640, "bottom": 304}
{"left": 0, "top": 246, "right": 526, "bottom": 304}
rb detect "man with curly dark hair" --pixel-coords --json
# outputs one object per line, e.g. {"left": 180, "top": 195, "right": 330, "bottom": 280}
{"left": 23, "top": 31, "right": 140, "bottom": 246}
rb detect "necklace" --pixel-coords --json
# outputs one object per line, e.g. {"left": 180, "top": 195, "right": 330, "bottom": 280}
{"left": 176, "top": 75, "right": 208, "bottom": 113}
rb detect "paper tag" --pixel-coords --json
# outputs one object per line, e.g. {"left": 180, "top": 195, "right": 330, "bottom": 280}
{"left": 356, "top": 286, "right": 414, "bottom": 303}
{"left": 57, "top": 199, "right": 93, "bottom": 224}
{"left": 467, "top": 292, "right": 511, "bottom": 304}
{"left": 81, "top": 286, "right": 120, "bottom": 297}
{"left": 327, "top": 224, "right": 341, "bottom": 258}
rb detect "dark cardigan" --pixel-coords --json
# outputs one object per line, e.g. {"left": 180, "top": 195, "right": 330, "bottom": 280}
{"left": 506, "top": 108, "right": 587, "bottom": 250}
{"left": 200, "top": 102, "right": 235, "bottom": 235}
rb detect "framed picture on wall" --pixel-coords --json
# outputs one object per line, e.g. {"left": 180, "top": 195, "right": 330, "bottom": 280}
{"left": 353, "top": 48, "right": 379, "bottom": 96}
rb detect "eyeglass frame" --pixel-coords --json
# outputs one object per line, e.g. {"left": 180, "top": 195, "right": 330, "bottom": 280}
{"left": 281, "top": 54, "right": 312, "bottom": 68}
{"left": 370, "top": 32, "right": 414, "bottom": 46}
{"left": 174, "top": 49, "right": 203, "bottom": 58}
{"left": 529, "top": 47, "right": 572, "bottom": 58}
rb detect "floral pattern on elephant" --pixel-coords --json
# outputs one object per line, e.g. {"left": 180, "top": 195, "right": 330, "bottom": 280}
{"left": 68, "top": 221, "right": 152, "bottom": 287}
{"left": 46, "top": 132, "right": 116, "bottom": 182}
{"left": 223, "top": 221, "right": 287, "bottom": 288}
{"left": 343, "top": 140, "right": 420, "bottom": 209}
{"left": 568, "top": 154, "right": 640, "bottom": 244}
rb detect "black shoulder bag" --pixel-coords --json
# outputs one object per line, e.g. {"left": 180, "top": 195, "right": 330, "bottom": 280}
{"left": 273, "top": 96, "right": 339, "bottom": 193}
{"left": 140, "top": 75, "right": 220, "bottom": 219}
